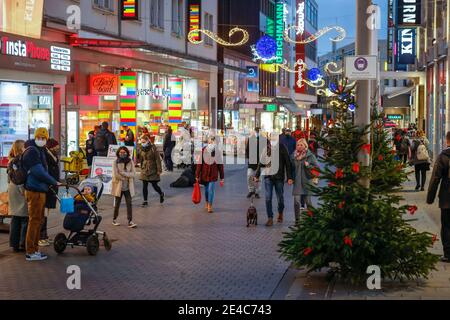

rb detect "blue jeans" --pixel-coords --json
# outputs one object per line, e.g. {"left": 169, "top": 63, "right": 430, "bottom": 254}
{"left": 204, "top": 182, "right": 216, "bottom": 205}
{"left": 264, "top": 178, "right": 285, "bottom": 218}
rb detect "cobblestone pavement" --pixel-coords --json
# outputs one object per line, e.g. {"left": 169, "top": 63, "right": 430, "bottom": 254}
{"left": 285, "top": 169, "right": 450, "bottom": 300}
{"left": 0, "top": 163, "right": 297, "bottom": 300}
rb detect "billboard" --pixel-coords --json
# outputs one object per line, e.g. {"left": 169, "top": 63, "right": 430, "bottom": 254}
{"left": 0, "top": 0, "right": 44, "bottom": 39}
{"left": 396, "top": 28, "right": 416, "bottom": 66}
{"left": 397, "top": 0, "right": 421, "bottom": 26}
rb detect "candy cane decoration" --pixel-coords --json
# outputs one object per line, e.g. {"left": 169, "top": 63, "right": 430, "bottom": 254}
{"left": 283, "top": 26, "right": 346, "bottom": 44}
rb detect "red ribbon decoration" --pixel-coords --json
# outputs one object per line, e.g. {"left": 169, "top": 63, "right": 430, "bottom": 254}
{"left": 343, "top": 235, "right": 353, "bottom": 247}
{"left": 351, "top": 162, "right": 360, "bottom": 173}
{"left": 335, "top": 168, "right": 344, "bottom": 179}
{"left": 378, "top": 155, "right": 383, "bottom": 161}
{"left": 303, "top": 247, "right": 313, "bottom": 256}
{"left": 361, "top": 144, "right": 371, "bottom": 155}
{"left": 311, "top": 167, "right": 320, "bottom": 178}
{"left": 338, "top": 200, "right": 345, "bottom": 209}
{"left": 407, "top": 205, "right": 418, "bottom": 215}
{"left": 307, "top": 210, "right": 314, "bottom": 217}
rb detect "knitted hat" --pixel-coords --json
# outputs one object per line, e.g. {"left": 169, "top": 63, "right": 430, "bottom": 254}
{"left": 34, "top": 127, "right": 49, "bottom": 139}
{"left": 46, "top": 138, "right": 59, "bottom": 149}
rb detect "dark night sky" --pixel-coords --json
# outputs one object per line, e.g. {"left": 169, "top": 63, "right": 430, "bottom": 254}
{"left": 316, "top": 0, "right": 388, "bottom": 57}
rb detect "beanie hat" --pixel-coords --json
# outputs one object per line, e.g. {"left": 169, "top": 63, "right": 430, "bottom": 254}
{"left": 34, "top": 127, "right": 49, "bottom": 140}
{"left": 46, "top": 138, "right": 59, "bottom": 149}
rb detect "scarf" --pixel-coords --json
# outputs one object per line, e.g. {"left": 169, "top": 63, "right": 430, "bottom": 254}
{"left": 117, "top": 157, "right": 131, "bottom": 169}
{"left": 294, "top": 148, "right": 307, "bottom": 161}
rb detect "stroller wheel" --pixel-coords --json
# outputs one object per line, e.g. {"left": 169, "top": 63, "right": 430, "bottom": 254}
{"left": 103, "top": 233, "right": 112, "bottom": 251}
{"left": 86, "top": 235, "right": 99, "bottom": 256}
{"left": 54, "top": 233, "right": 67, "bottom": 254}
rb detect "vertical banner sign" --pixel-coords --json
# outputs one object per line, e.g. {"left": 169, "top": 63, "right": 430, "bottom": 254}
{"left": 188, "top": 0, "right": 201, "bottom": 42}
{"left": 120, "top": 71, "right": 137, "bottom": 140}
{"left": 295, "top": 0, "right": 306, "bottom": 94}
{"left": 169, "top": 78, "right": 183, "bottom": 131}
{"left": 120, "top": 0, "right": 139, "bottom": 20}
{"left": 396, "top": 28, "right": 416, "bottom": 65}
{"left": 275, "top": 0, "right": 284, "bottom": 64}
{"left": 397, "top": 0, "right": 420, "bottom": 26}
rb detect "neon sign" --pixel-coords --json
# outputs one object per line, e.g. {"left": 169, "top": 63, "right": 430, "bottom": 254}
{"left": 188, "top": 0, "right": 201, "bottom": 42}
{"left": 275, "top": 0, "right": 284, "bottom": 64}
{"left": 296, "top": 0, "right": 305, "bottom": 35}
{"left": 120, "top": 0, "right": 139, "bottom": 20}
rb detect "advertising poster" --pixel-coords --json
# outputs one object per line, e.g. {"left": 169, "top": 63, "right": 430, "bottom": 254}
{"left": 107, "top": 145, "right": 135, "bottom": 159}
{"left": 90, "top": 156, "right": 115, "bottom": 195}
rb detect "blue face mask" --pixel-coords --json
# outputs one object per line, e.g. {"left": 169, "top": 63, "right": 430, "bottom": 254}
{"left": 119, "top": 154, "right": 128, "bottom": 159}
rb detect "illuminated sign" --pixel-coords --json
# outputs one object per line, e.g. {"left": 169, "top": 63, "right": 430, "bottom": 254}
{"left": 296, "top": 0, "right": 305, "bottom": 35}
{"left": 275, "top": 0, "right": 284, "bottom": 64}
{"left": 246, "top": 66, "right": 258, "bottom": 78}
{"left": 0, "top": 36, "right": 49, "bottom": 60}
{"left": 50, "top": 46, "right": 71, "bottom": 72}
{"left": 120, "top": 0, "right": 139, "bottom": 20}
{"left": 397, "top": 28, "right": 416, "bottom": 65}
{"left": 188, "top": 0, "right": 201, "bottom": 42}
{"left": 90, "top": 73, "right": 119, "bottom": 95}
{"left": 265, "top": 104, "right": 277, "bottom": 112}
{"left": 260, "top": 64, "right": 279, "bottom": 73}
{"left": 136, "top": 85, "right": 171, "bottom": 99}
{"left": 397, "top": 0, "right": 421, "bottom": 26}
{"left": 387, "top": 114, "right": 403, "bottom": 120}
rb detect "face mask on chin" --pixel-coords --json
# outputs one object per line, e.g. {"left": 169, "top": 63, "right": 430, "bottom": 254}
{"left": 35, "top": 139, "right": 47, "bottom": 147}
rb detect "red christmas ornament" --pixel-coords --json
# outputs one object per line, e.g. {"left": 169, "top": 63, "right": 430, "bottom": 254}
{"left": 343, "top": 235, "right": 353, "bottom": 247}
{"left": 328, "top": 181, "right": 336, "bottom": 187}
{"left": 432, "top": 234, "right": 438, "bottom": 244}
{"left": 311, "top": 167, "right": 320, "bottom": 178}
{"left": 307, "top": 210, "right": 314, "bottom": 217}
{"left": 303, "top": 247, "right": 313, "bottom": 256}
{"left": 335, "top": 168, "right": 344, "bottom": 179}
{"left": 338, "top": 200, "right": 345, "bottom": 209}
{"left": 391, "top": 150, "right": 396, "bottom": 155}
{"left": 361, "top": 144, "right": 371, "bottom": 155}
{"left": 407, "top": 205, "right": 418, "bottom": 215}
{"left": 351, "top": 162, "right": 360, "bottom": 173}
{"left": 378, "top": 155, "right": 383, "bottom": 161}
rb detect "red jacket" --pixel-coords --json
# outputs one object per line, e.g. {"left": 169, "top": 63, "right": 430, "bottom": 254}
{"left": 196, "top": 148, "right": 224, "bottom": 183}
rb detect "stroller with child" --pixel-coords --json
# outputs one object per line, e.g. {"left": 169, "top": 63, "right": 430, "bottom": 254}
{"left": 53, "top": 175, "right": 112, "bottom": 256}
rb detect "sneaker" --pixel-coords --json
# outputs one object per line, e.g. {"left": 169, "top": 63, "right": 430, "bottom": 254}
{"left": 38, "top": 240, "right": 50, "bottom": 247}
{"left": 160, "top": 192, "right": 165, "bottom": 204}
{"left": 26, "top": 252, "right": 48, "bottom": 261}
{"left": 141, "top": 201, "right": 148, "bottom": 207}
{"left": 247, "top": 192, "right": 254, "bottom": 199}
{"left": 128, "top": 221, "right": 137, "bottom": 228}
{"left": 112, "top": 220, "right": 120, "bottom": 226}
{"left": 255, "top": 193, "right": 260, "bottom": 199}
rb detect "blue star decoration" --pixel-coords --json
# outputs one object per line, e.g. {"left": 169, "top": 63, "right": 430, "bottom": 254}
{"left": 255, "top": 35, "right": 277, "bottom": 60}
{"left": 307, "top": 68, "right": 322, "bottom": 82}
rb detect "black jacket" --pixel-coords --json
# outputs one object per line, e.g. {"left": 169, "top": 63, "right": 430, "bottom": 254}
{"left": 246, "top": 135, "right": 267, "bottom": 170}
{"left": 163, "top": 132, "right": 176, "bottom": 152}
{"left": 255, "top": 143, "right": 293, "bottom": 182}
{"left": 427, "top": 148, "right": 450, "bottom": 209}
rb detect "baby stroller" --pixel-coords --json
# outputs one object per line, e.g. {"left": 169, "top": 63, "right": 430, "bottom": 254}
{"left": 53, "top": 175, "right": 112, "bottom": 256}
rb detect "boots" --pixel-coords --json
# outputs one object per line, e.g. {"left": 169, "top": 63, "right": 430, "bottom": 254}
{"left": 265, "top": 218, "right": 273, "bottom": 227}
{"left": 207, "top": 203, "right": 213, "bottom": 213}
{"left": 277, "top": 213, "right": 283, "bottom": 223}
{"left": 205, "top": 201, "right": 209, "bottom": 210}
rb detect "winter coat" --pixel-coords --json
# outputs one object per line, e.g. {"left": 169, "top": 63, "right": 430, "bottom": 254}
{"left": 45, "top": 148, "right": 60, "bottom": 209}
{"left": 8, "top": 182, "right": 27, "bottom": 217}
{"left": 112, "top": 159, "right": 136, "bottom": 197}
{"left": 196, "top": 147, "right": 224, "bottom": 183}
{"left": 280, "top": 134, "right": 297, "bottom": 155}
{"left": 85, "top": 138, "right": 96, "bottom": 166}
{"left": 410, "top": 137, "right": 430, "bottom": 166}
{"left": 427, "top": 148, "right": 450, "bottom": 209}
{"left": 139, "top": 144, "right": 162, "bottom": 182}
{"left": 245, "top": 135, "right": 267, "bottom": 170}
{"left": 124, "top": 129, "right": 135, "bottom": 147}
{"left": 394, "top": 135, "right": 410, "bottom": 155}
{"left": 291, "top": 150, "right": 319, "bottom": 196}
{"left": 163, "top": 132, "right": 176, "bottom": 154}
{"left": 95, "top": 128, "right": 117, "bottom": 156}
{"left": 255, "top": 143, "right": 293, "bottom": 182}
{"left": 22, "top": 140, "right": 58, "bottom": 193}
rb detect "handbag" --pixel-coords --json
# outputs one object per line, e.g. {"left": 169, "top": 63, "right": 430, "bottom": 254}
{"left": 60, "top": 192, "right": 75, "bottom": 214}
{"left": 192, "top": 182, "right": 201, "bottom": 204}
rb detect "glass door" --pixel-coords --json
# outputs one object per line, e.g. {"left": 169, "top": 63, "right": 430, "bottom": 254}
{"left": 67, "top": 111, "right": 78, "bottom": 156}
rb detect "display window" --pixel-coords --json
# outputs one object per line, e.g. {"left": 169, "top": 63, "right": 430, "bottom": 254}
{"left": 78, "top": 110, "right": 113, "bottom": 148}
{"left": 260, "top": 112, "right": 274, "bottom": 134}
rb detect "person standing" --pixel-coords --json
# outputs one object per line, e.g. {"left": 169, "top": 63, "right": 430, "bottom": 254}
{"left": 293, "top": 125, "right": 305, "bottom": 141}
{"left": 22, "top": 128, "right": 60, "bottom": 261}
{"left": 395, "top": 130, "right": 410, "bottom": 164}
{"left": 112, "top": 146, "right": 137, "bottom": 228}
{"left": 196, "top": 136, "right": 224, "bottom": 213}
{"left": 85, "top": 131, "right": 96, "bottom": 167}
{"left": 292, "top": 139, "right": 319, "bottom": 224}
{"left": 427, "top": 131, "right": 450, "bottom": 262}
{"left": 7, "top": 140, "right": 28, "bottom": 253}
{"left": 94, "top": 121, "right": 117, "bottom": 157}
{"left": 255, "top": 134, "right": 293, "bottom": 226}
{"left": 139, "top": 135, "right": 165, "bottom": 207}
{"left": 308, "top": 132, "right": 319, "bottom": 157}
{"left": 163, "top": 127, "right": 176, "bottom": 172}
{"left": 123, "top": 124, "right": 135, "bottom": 147}
{"left": 410, "top": 130, "right": 431, "bottom": 191}
{"left": 280, "top": 128, "right": 296, "bottom": 156}
{"left": 38, "top": 138, "right": 60, "bottom": 247}
{"left": 245, "top": 127, "right": 266, "bottom": 199}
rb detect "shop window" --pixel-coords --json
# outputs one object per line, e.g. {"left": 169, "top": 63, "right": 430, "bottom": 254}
{"left": 93, "top": 0, "right": 114, "bottom": 12}
{"left": 171, "top": 0, "right": 183, "bottom": 36}
{"left": 204, "top": 13, "right": 214, "bottom": 46}
{"left": 150, "top": 0, "right": 165, "bottom": 29}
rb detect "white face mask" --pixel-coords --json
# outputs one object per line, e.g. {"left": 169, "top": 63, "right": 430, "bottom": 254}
{"left": 270, "top": 140, "right": 278, "bottom": 147}
{"left": 35, "top": 139, "right": 47, "bottom": 147}
{"left": 206, "top": 143, "right": 215, "bottom": 153}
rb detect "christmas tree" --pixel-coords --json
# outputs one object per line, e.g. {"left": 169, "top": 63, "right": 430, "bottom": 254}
{"left": 279, "top": 79, "right": 439, "bottom": 283}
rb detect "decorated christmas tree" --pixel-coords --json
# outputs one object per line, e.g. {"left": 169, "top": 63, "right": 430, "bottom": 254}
{"left": 279, "top": 79, "right": 439, "bottom": 283}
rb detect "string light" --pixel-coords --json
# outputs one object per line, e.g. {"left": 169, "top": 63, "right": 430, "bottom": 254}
{"left": 283, "top": 25, "right": 346, "bottom": 44}
{"left": 324, "top": 62, "right": 343, "bottom": 75}
{"left": 303, "top": 78, "right": 325, "bottom": 88}
{"left": 188, "top": 27, "right": 249, "bottom": 46}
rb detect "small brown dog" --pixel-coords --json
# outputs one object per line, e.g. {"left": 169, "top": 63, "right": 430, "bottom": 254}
{"left": 247, "top": 199, "right": 257, "bottom": 227}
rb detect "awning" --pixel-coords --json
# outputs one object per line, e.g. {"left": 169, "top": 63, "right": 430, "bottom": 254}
{"left": 238, "top": 103, "right": 264, "bottom": 109}
{"left": 276, "top": 98, "right": 306, "bottom": 115}
{"left": 386, "top": 86, "right": 414, "bottom": 99}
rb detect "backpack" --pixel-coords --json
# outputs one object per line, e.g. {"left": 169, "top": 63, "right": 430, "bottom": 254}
{"left": 94, "top": 131, "right": 108, "bottom": 152}
{"left": 416, "top": 141, "right": 429, "bottom": 161}
{"left": 7, "top": 148, "right": 34, "bottom": 185}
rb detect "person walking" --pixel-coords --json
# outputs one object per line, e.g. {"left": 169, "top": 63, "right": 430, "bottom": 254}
{"left": 196, "top": 136, "right": 224, "bottom": 213}
{"left": 85, "top": 130, "right": 96, "bottom": 167}
{"left": 94, "top": 121, "right": 117, "bottom": 157}
{"left": 163, "top": 127, "right": 176, "bottom": 172}
{"left": 7, "top": 140, "right": 28, "bottom": 253}
{"left": 280, "top": 128, "right": 297, "bottom": 156}
{"left": 410, "top": 130, "right": 431, "bottom": 191}
{"left": 112, "top": 146, "right": 137, "bottom": 228}
{"left": 291, "top": 138, "right": 319, "bottom": 224}
{"left": 394, "top": 130, "right": 410, "bottom": 164}
{"left": 123, "top": 124, "right": 135, "bottom": 147}
{"left": 139, "top": 135, "right": 165, "bottom": 207}
{"left": 245, "top": 127, "right": 266, "bottom": 199}
{"left": 427, "top": 131, "right": 450, "bottom": 262}
{"left": 308, "top": 132, "right": 319, "bottom": 157}
{"left": 22, "top": 128, "right": 60, "bottom": 261}
{"left": 38, "top": 138, "right": 60, "bottom": 247}
{"left": 255, "top": 134, "right": 293, "bottom": 226}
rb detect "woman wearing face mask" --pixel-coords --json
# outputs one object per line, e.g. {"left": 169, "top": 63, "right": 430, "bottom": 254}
{"left": 291, "top": 138, "right": 319, "bottom": 224}
{"left": 112, "top": 146, "right": 137, "bottom": 228}
{"left": 37, "top": 138, "right": 61, "bottom": 247}
{"left": 138, "top": 135, "right": 164, "bottom": 207}
{"left": 196, "top": 136, "right": 224, "bottom": 213}
{"left": 85, "top": 130, "right": 96, "bottom": 167}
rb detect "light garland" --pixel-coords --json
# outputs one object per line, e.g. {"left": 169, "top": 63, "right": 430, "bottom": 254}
{"left": 324, "top": 62, "right": 343, "bottom": 75}
{"left": 303, "top": 78, "right": 325, "bottom": 88}
{"left": 283, "top": 25, "right": 346, "bottom": 44}
{"left": 188, "top": 27, "right": 249, "bottom": 46}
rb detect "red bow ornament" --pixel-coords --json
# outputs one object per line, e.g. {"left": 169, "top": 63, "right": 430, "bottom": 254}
{"left": 432, "top": 234, "right": 438, "bottom": 245}
{"left": 407, "top": 205, "right": 418, "bottom": 215}
{"left": 335, "top": 168, "right": 344, "bottom": 179}
{"left": 361, "top": 144, "right": 371, "bottom": 155}
{"left": 378, "top": 155, "right": 383, "bottom": 161}
{"left": 343, "top": 235, "right": 353, "bottom": 247}
{"left": 303, "top": 247, "right": 313, "bottom": 256}
{"left": 328, "top": 181, "right": 336, "bottom": 187}
{"left": 338, "top": 200, "right": 346, "bottom": 209}
{"left": 351, "top": 162, "right": 360, "bottom": 174}
{"left": 307, "top": 210, "right": 314, "bottom": 217}
{"left": 311, "top": 167, "right": 320, "bottom": 178}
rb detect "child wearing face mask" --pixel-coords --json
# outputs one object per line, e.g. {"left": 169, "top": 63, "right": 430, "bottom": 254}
{"left": 112, "top": 146, "right": 137, "bottom": 228}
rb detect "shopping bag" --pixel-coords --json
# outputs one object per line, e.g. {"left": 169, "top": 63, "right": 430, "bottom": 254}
{"left": 60, "top": 193, "right": 74, "bottom": 214}
{"left": 192, "top": 182, "right": 201, "bottom": 204}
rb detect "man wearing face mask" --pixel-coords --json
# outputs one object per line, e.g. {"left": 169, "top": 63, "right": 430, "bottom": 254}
{"left": 245, "top": 127, "right": 266, "bottom": 199}
{"left": 85, "top": 131, "right": 96, "bottom": 167}
{"left": 22, "top": 128, "right": 60, "bottom": 261}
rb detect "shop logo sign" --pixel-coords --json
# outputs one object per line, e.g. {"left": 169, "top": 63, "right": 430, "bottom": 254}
{"left": 354, "top": 57, "right": 368, "bottom": 71}
{"left": 397, "top": 28, "right": 416, "bottom": 65}
{"left": 397, "top": 0, "right": 421, "bottom": 26}
{"left": 0, "top": 36, "right": 50, "bottom": 61}
{"left": 90, "top": 73, "right": 119, "bottom": 95}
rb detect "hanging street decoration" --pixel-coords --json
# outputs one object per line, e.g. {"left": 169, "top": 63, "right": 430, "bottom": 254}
{"left": 187, "top": 27, "right": 249, "bottom": 46}
{"left": 283, "top": 25, "right": 346, "bottom": 44}
{"left": 252, "top": 35, "right": 278, "bottom": 62}
{"left": 324, "top": 61, "right": 343, "bottom": 74}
